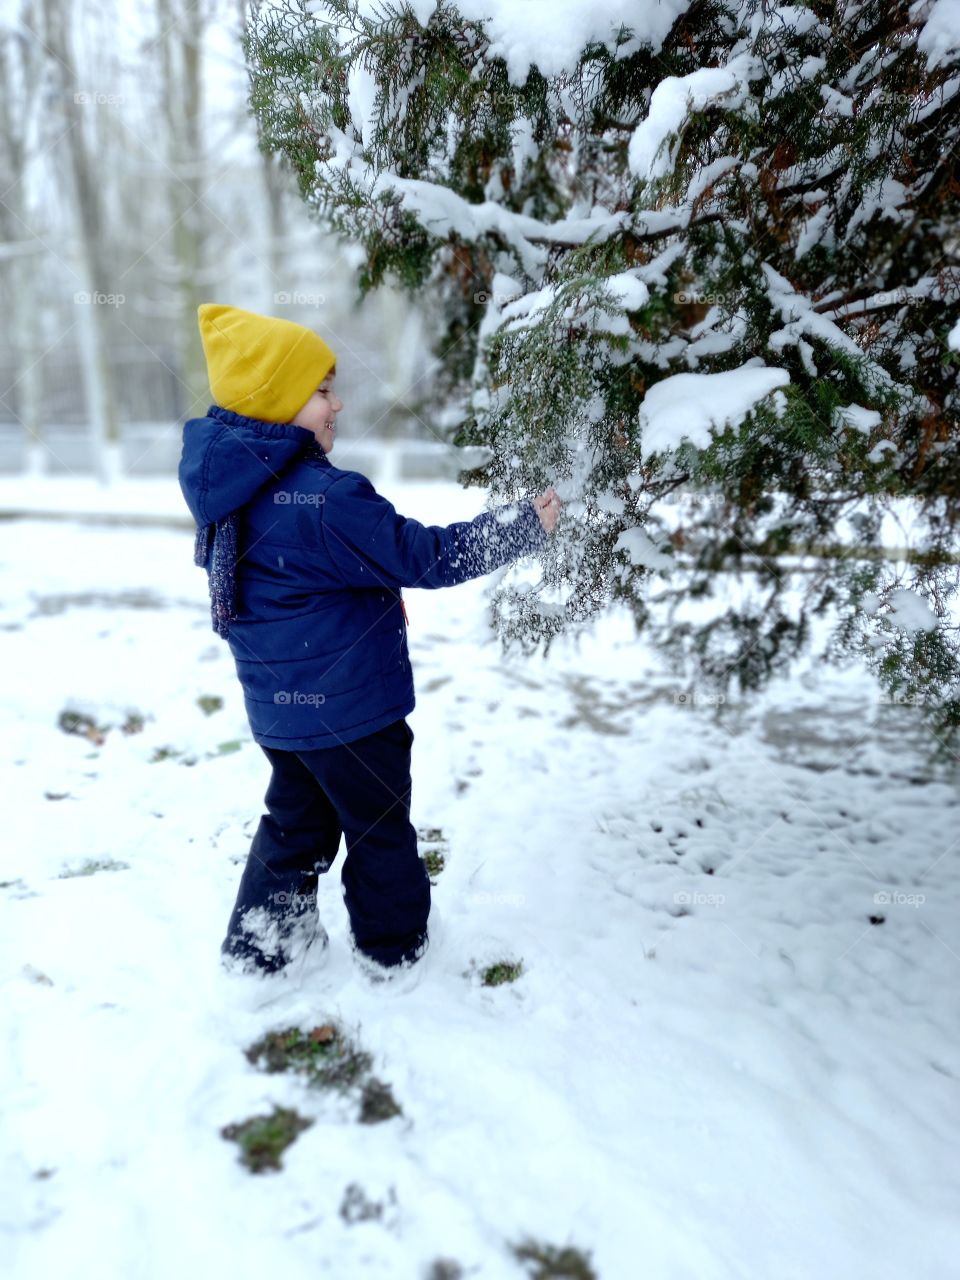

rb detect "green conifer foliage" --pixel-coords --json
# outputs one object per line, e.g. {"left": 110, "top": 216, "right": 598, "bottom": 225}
{"left": 244, "top": 0, "right": 960, "bottom": 758}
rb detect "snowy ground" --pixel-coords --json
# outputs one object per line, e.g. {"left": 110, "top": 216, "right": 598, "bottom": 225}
{"left": 3, "top": 480, "right": 959, "bottom": 1280}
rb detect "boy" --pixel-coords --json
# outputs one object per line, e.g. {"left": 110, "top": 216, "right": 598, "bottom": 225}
{"left": 178, "top": 303, "right": 561, "bottom": 983}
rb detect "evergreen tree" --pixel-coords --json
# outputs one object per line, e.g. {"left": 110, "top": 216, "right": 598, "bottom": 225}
{"left": 242, "top": 0, "right": 960, "bottom": 759}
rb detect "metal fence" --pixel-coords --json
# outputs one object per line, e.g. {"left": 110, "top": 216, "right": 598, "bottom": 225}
{"left": 0, "top": 340, "right": 466, "bottom": 480}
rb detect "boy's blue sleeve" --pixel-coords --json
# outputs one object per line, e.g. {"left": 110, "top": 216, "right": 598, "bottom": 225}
{"left": 319, "top": 471, "right": 548, "bottom": 590}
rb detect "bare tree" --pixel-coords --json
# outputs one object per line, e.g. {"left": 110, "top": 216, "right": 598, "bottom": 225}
{"left": 0, "top": 5, "right": 56, "bottom": 473}
{"left": 37, "top": 0, "right": 121, "bottom": 481}
{"left": 156, "top": 0, "right": 210, "bottom": 417}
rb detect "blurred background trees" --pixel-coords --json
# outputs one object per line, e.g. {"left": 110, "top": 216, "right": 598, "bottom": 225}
{"left": 0, "top": 0, "right": 422, "bottom": 481}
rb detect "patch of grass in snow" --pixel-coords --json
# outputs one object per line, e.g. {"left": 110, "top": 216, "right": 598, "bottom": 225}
{"left": 150, "top": 740, "right": 241, "bottom": 763}
{"left": 196, "top": 694, "right": 224, "bottom": 715}
{"left": 245, "top": 1022, "right": 402, "bottom": 1124}
{"left": 220, "top": 1104, "right": 313, "bottom": 1173}
{"left": 509, "top": 1237, "right": 597, "bottom": 1279}
{"left": 150, "top": 745, "right": 196, "bottom": 765}
{"left": 425, "top": 1261, "right": 464, "bottom": 1280}
{"left": 480, "top": 959, "right": 524, "bottom": 987}
{"left": 58, "top": 707, "right": 148, "bottom": 742}
{"left": 422, "top": 849, "right": 446, "bottom": 879}
{"left": 22, "top": 964, "right": 54, "bottom": 985}
{"left": 339, "top": 1181, "right": 397, "bottom": 1223}
{"left": 246, "top": 1022, "right": 371, "bottom": 1089}
{"left": 57, "top": 708, "right": 108, "bottom": 745}
{"left": 417, "top": 826, "right": 449, "bottom": 882}
{"left": 58, "top": 857, "right": 130, "bottom": 878}
{"left": 358, "top": 1076, "right": 403, "bottom": 1124}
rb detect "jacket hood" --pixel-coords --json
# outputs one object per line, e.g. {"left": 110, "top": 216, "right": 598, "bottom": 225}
{"left": 178, "top": 404, "right": 320, "bottom": 526}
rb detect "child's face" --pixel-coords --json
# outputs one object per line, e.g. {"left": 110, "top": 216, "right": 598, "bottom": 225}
{"left": 289, "top": 371, "right": 342, "bottom": 452}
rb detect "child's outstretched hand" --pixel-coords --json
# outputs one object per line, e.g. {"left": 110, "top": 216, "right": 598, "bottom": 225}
{"left": 533, "top": 485, "right": 562, "bottom": 533}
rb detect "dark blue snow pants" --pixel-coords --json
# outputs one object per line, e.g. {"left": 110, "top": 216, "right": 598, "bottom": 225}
{"left": 221, "top": 717, "right": 431, "bottom": 971}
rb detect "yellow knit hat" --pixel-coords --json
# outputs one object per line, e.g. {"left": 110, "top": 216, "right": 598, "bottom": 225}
{"left": 197, "top": 303, "right": 337, "bottom": 424}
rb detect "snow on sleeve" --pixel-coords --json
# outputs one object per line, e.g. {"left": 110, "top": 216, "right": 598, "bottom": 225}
{"left": 639, "top": 365, "right": 790, "bottom": 456}
{"left": 628, "top": 55, "right": 758, "bottom": 181}
{"left": 914, "top": 0, "right": 960, "bottom": 69}
{"left": 885, "top": 586, "right": 938, "bottom": 633}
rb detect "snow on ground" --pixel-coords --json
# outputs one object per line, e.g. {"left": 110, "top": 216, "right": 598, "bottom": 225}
{"left": 3, "top": 479, "right": 959, "bottom": 1279}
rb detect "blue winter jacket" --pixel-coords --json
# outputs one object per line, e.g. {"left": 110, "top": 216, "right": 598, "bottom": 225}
{"left": 178, "top": 404, "right": 548, "bottom": 748}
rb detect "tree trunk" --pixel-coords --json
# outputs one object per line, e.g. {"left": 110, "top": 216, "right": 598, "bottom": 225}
{"left": 39, "top": 0, "right": 122, "bottom": 482}
{"left": 157, "top": 0, "right": 210, "bottom": 421}
{"left": 0, "top": 21, "right": 51, "bottom": 473}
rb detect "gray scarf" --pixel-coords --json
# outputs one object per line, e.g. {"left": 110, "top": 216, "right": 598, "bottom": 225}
{"left": 194, "top": 512, "right": 239, "bottom": 638}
